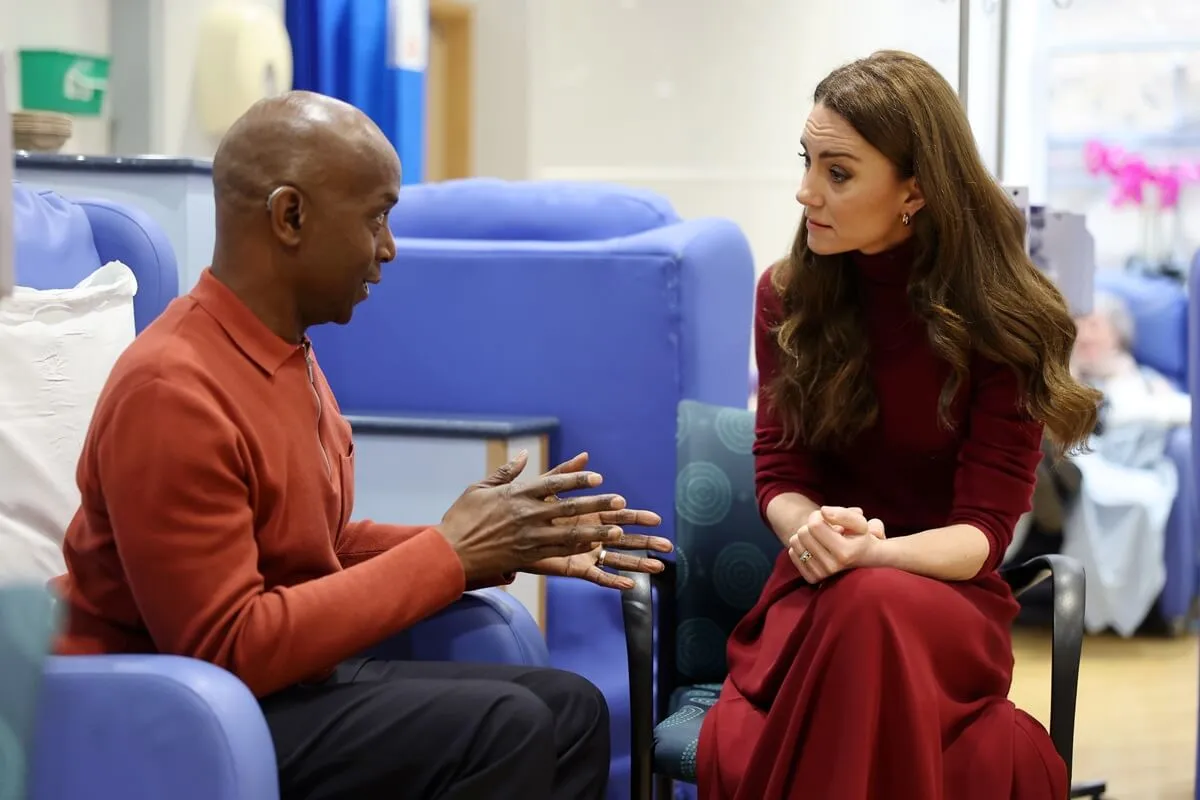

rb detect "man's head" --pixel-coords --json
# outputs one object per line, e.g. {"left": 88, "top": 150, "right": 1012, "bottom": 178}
{"left": 211, "top": 91, "right": 400, "bottom": 334}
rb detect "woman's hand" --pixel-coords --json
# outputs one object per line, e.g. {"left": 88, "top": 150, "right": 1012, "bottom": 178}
{"left": 788, "top": 506, "right": 885, "bottom": 584}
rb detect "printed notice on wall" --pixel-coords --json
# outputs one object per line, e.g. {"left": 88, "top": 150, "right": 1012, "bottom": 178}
{"left": 388, "top": 0, "right": 429, "bottom": 72}
{"left": 0, "top": 53, "right": 13, "bottom": 300}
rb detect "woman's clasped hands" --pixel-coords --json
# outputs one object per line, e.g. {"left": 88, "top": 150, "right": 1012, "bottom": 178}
{"left": 789, "top": 506, "right": 886, "bottom": 584}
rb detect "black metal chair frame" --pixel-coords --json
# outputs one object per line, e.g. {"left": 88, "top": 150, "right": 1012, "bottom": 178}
{"left": 621, "top": 553, "right": 1108, "bottom": 800}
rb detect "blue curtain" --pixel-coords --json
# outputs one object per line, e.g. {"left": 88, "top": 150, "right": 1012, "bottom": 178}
{"left": 285, "top": 0, "right": 425, "bottom": 184}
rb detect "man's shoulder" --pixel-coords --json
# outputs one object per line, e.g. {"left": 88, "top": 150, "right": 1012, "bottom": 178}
{"left": 104, "top": 296, "right": 229, "bottom": 403}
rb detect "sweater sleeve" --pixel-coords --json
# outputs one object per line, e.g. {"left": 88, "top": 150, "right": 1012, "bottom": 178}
{"left": 338, "top": 518, "right": 515, "bottom": 590}
{"left": 948, "top": 355, "right": 1045, "bottom": 575}
{"left": 97, "top": 377, "right": 466, "bottom": 697}
{"left": 753, "top": 266, "right": 825, "bottom": 520}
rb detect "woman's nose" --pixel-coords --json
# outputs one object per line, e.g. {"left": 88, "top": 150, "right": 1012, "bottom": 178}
{"left": 796, "top": 174, "right": 819, "bottom": 208}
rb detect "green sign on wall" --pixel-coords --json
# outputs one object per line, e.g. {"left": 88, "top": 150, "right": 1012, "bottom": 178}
{"left": 18, "top": 49, "right": 110, "bottom": 116}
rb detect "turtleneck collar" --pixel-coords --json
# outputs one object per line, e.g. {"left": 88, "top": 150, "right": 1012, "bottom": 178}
{"left": 850, "top": 235, "right": 917, "bottom": 287}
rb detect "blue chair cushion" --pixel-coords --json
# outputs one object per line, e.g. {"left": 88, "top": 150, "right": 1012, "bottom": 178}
{"left": 653, "top": 682, "right": 722, "bottom": 781}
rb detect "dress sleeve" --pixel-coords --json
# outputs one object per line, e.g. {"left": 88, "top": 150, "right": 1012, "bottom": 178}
{"left": 948, "top": 355, "right": 1045, "bottom": 575}
{"left": 753, "top": 266, "right": 825, "bottom": 520}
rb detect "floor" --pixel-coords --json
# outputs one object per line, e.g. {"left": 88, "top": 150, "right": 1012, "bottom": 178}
{"left": 1010, "top": 628, "right": 1198, "bottom": 800}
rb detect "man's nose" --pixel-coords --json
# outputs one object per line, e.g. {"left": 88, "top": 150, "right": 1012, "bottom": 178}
{"left": 377, "top": 226, "right": 396, "bottom": 264}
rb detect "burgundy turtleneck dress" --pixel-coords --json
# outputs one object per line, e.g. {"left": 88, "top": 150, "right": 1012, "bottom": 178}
{"left": 696, "top": 240, "right": 1068, "bottom": 800}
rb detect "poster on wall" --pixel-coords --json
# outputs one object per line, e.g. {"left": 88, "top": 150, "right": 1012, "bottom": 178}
{"left": 388, "top": 0, "right": 429, "bottom": 72}
{"left": 0, "top": 53, "right": 13, "bottom": 300}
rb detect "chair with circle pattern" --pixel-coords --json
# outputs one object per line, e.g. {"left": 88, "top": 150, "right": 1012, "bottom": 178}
{"left": 621, "top": 399, "right": 1100, "bottom": 799}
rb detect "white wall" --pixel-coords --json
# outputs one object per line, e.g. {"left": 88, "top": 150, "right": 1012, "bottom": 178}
{"left": 473, "top": 0, "right": 1034, "bottom": 277}
{"left": 3, "top": 0, "right": 112, "bottom": 155}
{"left": 153, "top": 0, "right": 284, "bottom": 159}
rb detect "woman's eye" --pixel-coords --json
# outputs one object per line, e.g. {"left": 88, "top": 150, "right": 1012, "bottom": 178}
{"left": 799, "top": 151, "right": 811, "bottom": 168}
{"left": 830, "top": 168, "right": 849, "bottom": 183}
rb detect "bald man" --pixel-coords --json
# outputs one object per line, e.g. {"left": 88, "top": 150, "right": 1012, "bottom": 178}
{"left": 53, "top": 91, "right": 671, "bottom": 799}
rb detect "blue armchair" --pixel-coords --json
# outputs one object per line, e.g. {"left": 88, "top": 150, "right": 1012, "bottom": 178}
{"left": 12, "top": 183, "right": 549, "bottom": 799}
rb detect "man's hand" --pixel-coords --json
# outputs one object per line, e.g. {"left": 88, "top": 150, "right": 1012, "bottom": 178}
{"left": 525, "top": 452, "right": 672, "bottom": 589}
{"left": 439, "top": 451, "right": 630, "bottom": 582}
{"left": 788, "top": 506, "right": 885, "bottom": 584}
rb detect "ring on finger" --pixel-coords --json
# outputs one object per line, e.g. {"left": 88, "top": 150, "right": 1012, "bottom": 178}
{"left": 797, "top": 549, "right": 813, "bottom": 564}
{"left": 597, "top": 548, "right": 608, "bottom": 567}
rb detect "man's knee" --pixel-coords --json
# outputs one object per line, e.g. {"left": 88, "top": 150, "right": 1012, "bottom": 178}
{"left": 481, "top": 682, "right": 558, "bottom": 752}
{"left": 527, "top": 668, "right": 610, "bottom": 740}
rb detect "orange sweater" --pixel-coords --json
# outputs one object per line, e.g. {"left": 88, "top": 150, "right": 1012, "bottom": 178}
{"left": 55, "top": 269, "right": 469, "bottom": 697}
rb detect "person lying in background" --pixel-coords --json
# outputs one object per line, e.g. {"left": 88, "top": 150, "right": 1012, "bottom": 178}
{"left": 1054, "top": 290, "right": 1189, "bottom": 636}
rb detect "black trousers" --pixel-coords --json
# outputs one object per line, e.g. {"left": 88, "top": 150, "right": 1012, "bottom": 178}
{"left": 260, "top": 659, "right": 611, "bottom": 800}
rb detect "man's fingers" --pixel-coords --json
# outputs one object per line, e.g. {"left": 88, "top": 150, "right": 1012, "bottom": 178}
{"left": 596, "top": 508, "right": 663, "bottom": 528}
{"left": 586, "top": 567, "right": 636, "bottom": 590}
{"left": 534, "top": 524, "right": 625, "bottom": 555}
{"left": 524, "top": 470, "right": 604, "bottom": 498}
{"left": 479, "top": 449, "right": 529, "bottom": 486}
{"left": 604, "top": 533, "right": 673, "bottom": 553}
{"left": 544, "top": 451, "right": 589, "bottom": 476}
{"left": 541, "top": 494, "right": 626, "bottom": 521}
{"left": 594, "top": 550, "right": 666, "bottom": 574}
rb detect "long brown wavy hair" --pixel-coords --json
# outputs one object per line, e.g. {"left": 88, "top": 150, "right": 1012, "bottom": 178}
{"left": 768, "top": 50, "right": 1100, "bottom": 453}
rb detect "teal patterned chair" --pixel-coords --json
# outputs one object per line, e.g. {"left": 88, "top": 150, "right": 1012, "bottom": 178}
{"left": 0, "top": 585, "right": 58, "bottom": 800}
{"left": 621, "top": 399, "right": 1099, "bottom": 800}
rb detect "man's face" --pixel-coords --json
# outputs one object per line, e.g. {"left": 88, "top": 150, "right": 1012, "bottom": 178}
{"left": 295, "top": 142, "right": 401, "bottom": 328}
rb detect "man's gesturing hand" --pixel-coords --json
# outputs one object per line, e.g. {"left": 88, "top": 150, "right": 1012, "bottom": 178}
{"left": 526, "top": 451, "right": 672, "bottom": 590}
{"left": 439, "top": 450, "right": 628, "bottom": 582}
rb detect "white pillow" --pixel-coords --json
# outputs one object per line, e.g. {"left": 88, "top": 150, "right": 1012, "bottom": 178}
{"left": 0, "top": 261, "right": 138, "bottom": 584}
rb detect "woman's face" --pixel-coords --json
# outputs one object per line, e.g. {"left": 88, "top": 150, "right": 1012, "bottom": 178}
{"left": 796, "top": 103, "right": 923, "bottom": 256}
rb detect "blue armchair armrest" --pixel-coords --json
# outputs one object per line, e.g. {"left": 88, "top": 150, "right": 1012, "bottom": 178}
{"left": 31, "top": 654, "right": 279, "bottom": 800}
{"left": 29, "top": 589, "right": 545, "bottom": 799}
{"left": 366, "top": 588, "right": 550, "bottom": 666}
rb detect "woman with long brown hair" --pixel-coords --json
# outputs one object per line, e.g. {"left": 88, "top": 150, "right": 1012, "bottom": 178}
{"left": 696, "top": 50, "right": 1100, "bottom": 800}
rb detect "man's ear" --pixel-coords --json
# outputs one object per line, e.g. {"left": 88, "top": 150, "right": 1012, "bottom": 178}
{"left": 267, "top": 185, "right": 305, "bottom": 247}
{"left": 902, "top": 177, "right": 926, "bottom": 218}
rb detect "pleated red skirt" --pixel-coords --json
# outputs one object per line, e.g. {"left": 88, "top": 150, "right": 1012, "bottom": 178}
{"left": 696, "top": 557, "right": 1068, "bottom": 800}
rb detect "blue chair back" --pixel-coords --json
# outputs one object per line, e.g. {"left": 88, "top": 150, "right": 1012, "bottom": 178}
{"left": 12, "top": 183, "right": 179, "bottom": 328}
{"left": 0, "top": 585, "right": 57, "bottom": 800}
